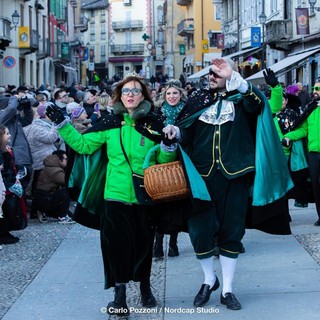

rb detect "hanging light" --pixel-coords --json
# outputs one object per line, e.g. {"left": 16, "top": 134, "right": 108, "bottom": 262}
{"left": 259, "top": 12, "right": 267, "bottom": 25}
{"left": 11, "top": 10, "right": 20, "bottom": 30}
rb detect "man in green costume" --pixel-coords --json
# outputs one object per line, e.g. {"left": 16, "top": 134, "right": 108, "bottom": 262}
{"left": 163, "top": 58, "right": 292, "bottom": 311}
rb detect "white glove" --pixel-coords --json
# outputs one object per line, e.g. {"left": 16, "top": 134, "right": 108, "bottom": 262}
{"left": 162, "top": 125, "right": 181, "bottom": 141}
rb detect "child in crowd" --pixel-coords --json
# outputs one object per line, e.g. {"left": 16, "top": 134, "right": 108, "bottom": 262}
{"left": 0, "top": 125, "right": 27, "bottom": 245}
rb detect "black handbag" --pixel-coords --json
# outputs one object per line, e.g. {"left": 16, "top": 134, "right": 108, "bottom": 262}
{"left": 3, "top": 194, "right": 27, "bottom": 231}
{"left": 119, "top": 131, "right": 153, "bottom": 206}
{"left": 132, "top": 173, "right": 153, "bottom": 206}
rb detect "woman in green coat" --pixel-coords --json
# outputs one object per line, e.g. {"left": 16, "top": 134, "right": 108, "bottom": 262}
{"left": 46, "top": 75, "right": 177, "bottom": 317}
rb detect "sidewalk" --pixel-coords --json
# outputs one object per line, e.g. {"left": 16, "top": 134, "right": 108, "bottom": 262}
{"left": 2, "top": 202, "right": 320, "bottom": 320}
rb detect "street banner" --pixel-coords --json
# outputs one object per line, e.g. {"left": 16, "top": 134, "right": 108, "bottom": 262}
{"left": 84, "top": 48, "right": 88, "bottom": 61}
{"left": 251, "top": 27, "right": 261, "bottom": 47}
{"left": 202, "top": 39, "right": 209, "bottom": 53}
{"left": 79, "top": 46, "right": 85, "bottom": 59}
{"left": 217, "top": 34, "right": 224, "bottom": 49}
{"left": 295, "top": 8, "right": 310, "bottom": 35}
{"left": 61, "top": 42, "right": 70, "bottom": 60}
{"left": 18, "top": 27, "right": 30, "bottom": 48}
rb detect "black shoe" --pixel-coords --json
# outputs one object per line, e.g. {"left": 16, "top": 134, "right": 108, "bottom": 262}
{"left": 168, "top": 244, "right": 179, "bottom": 257}
{"left": 220, "top": 292, "right": 241, "bottom": 310}
{"left": 239, "top": 245, "right": 245, "bottom": 254}
{"left": 314, "top": 219, "right": 320, "bottom": 226}
{"left": 107, "top": 284, "right": 130, "bottom": 316}
{"left": 193, "top": 277, "right": 220, "bottom": 307}
{"left": 0, "top": 233, "right": 19, "bottom": 245}
{"left": 140, "top": 281, "right": 157, "bottom": 307}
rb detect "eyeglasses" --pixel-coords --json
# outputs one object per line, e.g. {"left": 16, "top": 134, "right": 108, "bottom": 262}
{"left": 209, "top": 69, "right": 222, "bottom": 78}
{"left": 121, "top": 88, "right": 142, "bottom": 96}
{"left": 62, "top": 157, "right": 68, "bottom": 160}
{"left": 312, "top": 86, "right": 320, "bottom": 91}
{"left": 60, "top": 94, "right": 68, "bottom": 99}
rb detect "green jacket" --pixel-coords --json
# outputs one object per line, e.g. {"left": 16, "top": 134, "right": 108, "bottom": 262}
{"left": 285, "top": 105, "right": 320, "bottom": 153}
{"left": 268, "top": 85, "right": 291, "bottom": 156}
{"left": 58, "top": 113, "right": 176, "bottom": 204}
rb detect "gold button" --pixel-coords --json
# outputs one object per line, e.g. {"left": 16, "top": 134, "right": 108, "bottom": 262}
{"left": 216, "top": 131, "right": 219, "bottom": 134}
{"left": 215, "top": 146, "right": 219, "bottom": 149}
{"left": 216, "top": 160, "right": 220, "bottom": 163}
{"left": 121, "top": 121, "right": 126, "bottom": 126}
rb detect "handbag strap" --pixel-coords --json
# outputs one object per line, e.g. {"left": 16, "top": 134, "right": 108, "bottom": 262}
{"left": 119, "top": 128, "right": 134, "bottom": 174}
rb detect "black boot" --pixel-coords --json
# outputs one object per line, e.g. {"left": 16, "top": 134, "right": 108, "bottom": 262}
{"left": 153, "top": 232, "right": 164, "bottom": 258}
{"left": 168, "top": 232, "right": 179, "bottom": 257}
{"left": 107, "top": 284, "right": 130, "bottom": 316}
{"left": 140, "top": 280, "right": 157, "bottom": 308}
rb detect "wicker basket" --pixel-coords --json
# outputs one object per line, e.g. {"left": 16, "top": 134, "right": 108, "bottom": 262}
{"left": 144, "top": 160, "right": 189, "bottom": 202}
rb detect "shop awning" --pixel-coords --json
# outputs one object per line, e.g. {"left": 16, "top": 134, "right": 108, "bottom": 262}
{"left": 203, "top": 52, "right": 222, "bottom": 62}
{"left": 188, "top": 65, "right": 211, "bottom": 80}
{"left": 188, "top": 47, "right": 262, "bottom": 80}
{"left": 223, "top": 47, "right": 262, "bottom": 60}
{"left": 246, "top": 47, "right": 320, "bottom": 81}
{"left": 57, "top": 63, "right": 77, "bottom": 73}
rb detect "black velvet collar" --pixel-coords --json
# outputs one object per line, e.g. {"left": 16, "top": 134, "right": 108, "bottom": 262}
{"left": 85, "top": 106, "right": 165, "bottom": 144}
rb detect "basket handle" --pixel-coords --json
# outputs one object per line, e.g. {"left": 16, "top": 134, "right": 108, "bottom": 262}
{"left": 142, "top": 144, "right": 160, "bottom": 170}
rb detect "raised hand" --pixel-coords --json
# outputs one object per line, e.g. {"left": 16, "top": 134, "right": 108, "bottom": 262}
{"left": 46, "top": 105, "right": 65, "bottom": 125}
{"left": 263, "top": 68, "right": 279, "bottom": 88}
{"left": 210, "top": 58, "right": 233, "bottom": 80}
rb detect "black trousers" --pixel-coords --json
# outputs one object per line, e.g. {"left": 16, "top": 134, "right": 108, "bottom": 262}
{"left": 308, "top": 152, "right": 320, "bottom": 218}
{"left": 100, "top": 201, "right": 155, "bottom": 289}
{"left": 188, "top": 170, "right": 250, "bottom": 259}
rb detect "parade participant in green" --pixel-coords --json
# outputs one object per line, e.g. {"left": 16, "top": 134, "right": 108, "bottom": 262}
{"left": 46, "top": 74, "right": 177, "bottom": 317}
{"left": 283, "top": 82, "right": 320, "bottom": 226}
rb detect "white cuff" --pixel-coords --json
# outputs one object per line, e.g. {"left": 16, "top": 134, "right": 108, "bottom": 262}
{"left": 160, "top": 142, "right": 178, "bottom": 152}
{"left": 226, "top": 71, "right": 249, "bottom": 93}
{"left": 173, "top": 125, "right": 181, "bottom": 141}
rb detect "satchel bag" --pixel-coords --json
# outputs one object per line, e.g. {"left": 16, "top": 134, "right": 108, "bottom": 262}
{"left": 132, "top": 173, "right": 153, "bottom": 206}
{"left": 142, "top": 145, "right": 189, "bottom": 202}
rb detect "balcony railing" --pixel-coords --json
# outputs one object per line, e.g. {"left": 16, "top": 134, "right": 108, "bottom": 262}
{"left": 110, "top": 44, "right": 145, "bottom": 55}
{"left": 30, "top": 29, "right": 39, "bottom": 51}
{"left": 0, "top": 17, "right": 11, "bottom": 42}
{"left": 112, "top": 20, "right": 143, "bottom": 31}
{"left": 265, "top": 19, "right": 293, "bottom": 50}
{"left": 177, "top": 0, "right": 192, "bottom": 6}
{"left": 75, "top": 16, "right": 88, "bottom": 32}
{"left": 177, "top": 18, "right": 194, "bottom": 36}
{"left": 37, "top": 38, "right": 50, "bottom": 59}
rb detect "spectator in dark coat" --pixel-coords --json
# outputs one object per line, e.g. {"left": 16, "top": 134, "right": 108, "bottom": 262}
{"left": 0, "top": 95, "right": 34, "bottom": 190}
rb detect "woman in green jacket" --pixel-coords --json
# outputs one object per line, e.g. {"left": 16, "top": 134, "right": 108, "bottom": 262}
{"left": 46, "top": 75, "right": 177, "bottom": 317}
{"left": 283, "top": 82, "right": 320, "bottom": 226}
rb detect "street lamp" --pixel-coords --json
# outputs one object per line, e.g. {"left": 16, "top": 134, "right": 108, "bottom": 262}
{"left": 207, "top": 29, "right": 213, "bottom": 47}
{"left": 259, "top": 10, "right": 267, "bottom": 70}
{"left": 11, "top": 10, "right": 20, "bottom": 30}
{"left": 223, "top": 22, "right": 237, "bottom": 37}
{"left": 308, "top": 0, "right": 320, "bottom": 14}
{"left": 57, "top": 29, "right": 64, "bottom": 42}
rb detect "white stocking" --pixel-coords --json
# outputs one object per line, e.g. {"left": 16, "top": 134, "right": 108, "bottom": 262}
{"left": 219, "top": 255, "right": 237, "bottom": 296}
{"left": 199, "top": 257, "right": 216, "bottom": 288}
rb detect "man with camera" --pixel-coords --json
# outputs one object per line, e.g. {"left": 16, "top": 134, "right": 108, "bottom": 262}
{"left": 0, "top": 86, "right": 35, "bottom": 189}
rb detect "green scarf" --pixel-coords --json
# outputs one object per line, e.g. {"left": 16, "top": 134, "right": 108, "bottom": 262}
{"left": 162, "top": 101, "right": 185, "bottom": 125}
